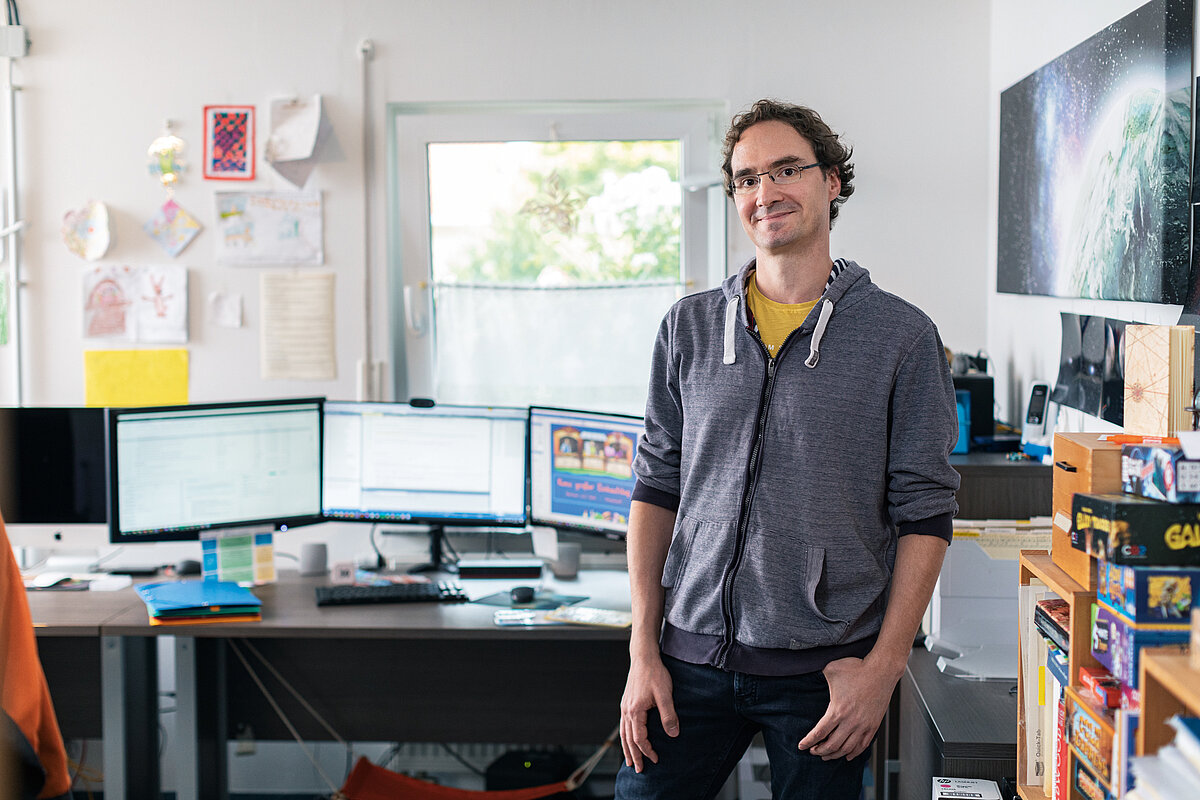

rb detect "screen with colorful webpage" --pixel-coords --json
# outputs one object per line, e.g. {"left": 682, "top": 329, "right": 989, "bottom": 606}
{"left": 529, "top": 406, "right": 643, "bottom": 538}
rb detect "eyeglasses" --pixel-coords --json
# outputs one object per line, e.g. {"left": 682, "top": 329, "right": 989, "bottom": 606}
{"left": 730, "top": 161, "right": 823, "bottom": 195}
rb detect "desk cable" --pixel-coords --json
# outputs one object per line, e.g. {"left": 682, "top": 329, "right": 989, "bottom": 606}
{"left": 229, "top": 638, "right": 619, "bottom": 795}
{"left": 227, "top": 639, "right": 350, "bottom": 794}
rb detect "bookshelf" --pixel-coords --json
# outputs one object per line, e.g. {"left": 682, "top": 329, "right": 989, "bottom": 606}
{"left": 1017, "top": 550, "right": 1099, "bottom": 800}
{"left": 1138, "top": 648, "right": 1200, "bottom": 757}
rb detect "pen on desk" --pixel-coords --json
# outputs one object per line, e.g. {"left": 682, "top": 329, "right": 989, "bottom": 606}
{"left": 1103, "top": 434, "right": 1180, "bottom": 445}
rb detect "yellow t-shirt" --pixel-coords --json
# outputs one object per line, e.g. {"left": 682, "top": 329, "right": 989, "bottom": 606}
{"left": 746, "top": 276, "right": 818, "bottom": 358}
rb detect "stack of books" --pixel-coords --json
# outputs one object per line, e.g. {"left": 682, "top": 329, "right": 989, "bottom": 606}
{"left": 135, "top": 580, "right": 262, "bottom": 626}
{"left": 1128, "top": 715, "right": 1200, "bottom": 798}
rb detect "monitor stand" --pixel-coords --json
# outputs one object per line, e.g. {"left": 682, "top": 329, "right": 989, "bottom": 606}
{"left": 407, "top": 525, "right": 457, "bottom": 574}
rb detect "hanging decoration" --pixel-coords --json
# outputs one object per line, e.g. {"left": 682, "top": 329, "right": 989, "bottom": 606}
{"left": 61, "top": 200, "right": 112, "bottom": 260}
{"left": 147, "top": 120, "right": 187, "bottom": 192}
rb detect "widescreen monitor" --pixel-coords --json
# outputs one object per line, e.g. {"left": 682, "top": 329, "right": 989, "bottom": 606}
{"left": 322, "top": 401, "right": 528, "bottom": 527}
{"left": 0, "top": 407, "right": 108, "bottom": 541}
{"left": 107, "top": 398, "right": 324, "bottom": 543}
{"left": 528, "top": 406, "right": 643, "bottom": 540}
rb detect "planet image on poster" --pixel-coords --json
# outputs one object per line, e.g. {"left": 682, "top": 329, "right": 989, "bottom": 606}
{"left": 1061, "top": 86, "right": 1191, "bottom": 301}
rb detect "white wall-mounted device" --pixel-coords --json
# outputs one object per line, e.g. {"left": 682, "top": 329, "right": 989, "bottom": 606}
{"left": 1020, "top": 381, "right": 1055, "bottom": 461}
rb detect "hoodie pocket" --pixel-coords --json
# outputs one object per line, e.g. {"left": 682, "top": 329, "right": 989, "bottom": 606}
{"left": 661, "top": 514, "right": 736, "bottom": 637}
{"left": 734, "top": 526, "right": 850, "bottom": 649}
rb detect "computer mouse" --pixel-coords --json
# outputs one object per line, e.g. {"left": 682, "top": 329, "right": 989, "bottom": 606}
{"left": 510, "top": 585, "right": 536, "bottom": 605}
{"left": 175, "top": 559, "right": 202, "bottom": 576}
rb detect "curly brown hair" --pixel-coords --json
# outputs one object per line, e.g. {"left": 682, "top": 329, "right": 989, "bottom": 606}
{"left": 721, "top": 99, "right": 855, "bottom": 227}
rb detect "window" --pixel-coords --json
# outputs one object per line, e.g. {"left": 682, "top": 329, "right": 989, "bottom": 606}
{"left": 389, "top": 102, "right": 725, "bottom": 414}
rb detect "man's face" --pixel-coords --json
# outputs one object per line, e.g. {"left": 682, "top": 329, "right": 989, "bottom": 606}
{"left": 730, "top": 120, "right": 841, "bottom": 257}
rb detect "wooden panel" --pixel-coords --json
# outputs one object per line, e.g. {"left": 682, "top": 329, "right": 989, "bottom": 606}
{"left": 1050, "top": 433, "right": 1123, "bottom": 592}
{"left": 951, "top": 453, "right": 1052, "bottom": 520}
{"left": 36, "top": 636, "right": 103, "bottom": 740}
{"left": 1137, "top": 648, "right": 1200, "bottom": 756}
{"left": 221, "top": 637, "right": 629, "bottom": 744}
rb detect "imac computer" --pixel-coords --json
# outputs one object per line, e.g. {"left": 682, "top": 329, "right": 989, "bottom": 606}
{"left": 528, "top": 406, "right": 643, "bottom": 540}
{"left": 107, "top": 398, "right": 324, "bottom": 544}
{"left": 0, "top": 407, "right": 109, "bottom": 552}
{"left": 322, "top": 401, "right": 529, "bottom": 571}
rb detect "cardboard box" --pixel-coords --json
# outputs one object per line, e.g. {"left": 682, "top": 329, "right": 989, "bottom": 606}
{"left": 1065, "top": 684, "right": 1116, "bottom": 791}
{"left": 1121, "top": 443, "right": 1200, "bottom": 503}
{"left": 1099, "top": 557, "right": 1199, "bottom": 623}
{"left": 1052, "top": 433, "right": 1122, "bottom": 590}
{"left": 1072, "top": 493, "right": 1200, "bottom": 566}
{"left": 931, "top": 776, "right": 1001, "bottom": 800}
{"left": 1090, "top": 599, "right": 1190, "bottom": 687}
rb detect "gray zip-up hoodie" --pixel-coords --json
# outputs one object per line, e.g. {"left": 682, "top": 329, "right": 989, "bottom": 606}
{"left": 632, "top": 259, "right": 960, "bottom": 675}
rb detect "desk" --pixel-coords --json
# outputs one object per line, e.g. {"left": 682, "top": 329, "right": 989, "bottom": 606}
{"left": 29, "top": 586, "right": 160, "bottom": 799}
{"left": 899, "top": 646, "right": 1017, "bottom": 797}
{"left": 951, "top": 452, "right": 1052, "bottom": 520}
{"left": 101, "top": 568, "right": 633, "bottom": 800}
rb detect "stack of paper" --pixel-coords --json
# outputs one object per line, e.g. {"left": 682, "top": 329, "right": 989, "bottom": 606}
{"left": 135, "top": 580, "right": 262, "bottom": 626}
{"left": 1123, "top": 324, "right": 1196, "bottom": 437}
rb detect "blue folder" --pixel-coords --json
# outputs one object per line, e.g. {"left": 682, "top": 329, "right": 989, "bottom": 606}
{"left": 135, "top": 580, "right": 261, "bottom": 615}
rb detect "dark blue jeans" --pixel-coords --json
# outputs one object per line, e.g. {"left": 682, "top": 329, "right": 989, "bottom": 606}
{"left": 615, "top": 655, "right": 870, "bottom": 800}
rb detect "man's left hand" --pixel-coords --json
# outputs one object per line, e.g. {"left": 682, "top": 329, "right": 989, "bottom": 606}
{"left": 796, "top": 655, "right": 895, "bottom": 761}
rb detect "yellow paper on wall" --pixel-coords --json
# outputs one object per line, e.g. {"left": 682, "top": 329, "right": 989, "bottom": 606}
{"left": 84, "top": 349, "right": 189, "bottom": 407}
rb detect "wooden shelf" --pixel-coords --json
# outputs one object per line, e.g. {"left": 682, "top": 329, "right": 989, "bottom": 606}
{"left": 1138, "top": 647, "right": 1199, "bottom": 757}
{"left": 1015, "top": 781, "right": 1049, "bottom": 800}
{"left": 1018, "top": 550, "right": 1098, "bottom": 800}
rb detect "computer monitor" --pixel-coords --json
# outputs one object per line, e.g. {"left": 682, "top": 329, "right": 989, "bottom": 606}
{"left": 322, "top": 401, "right": 529, "bottom": 570}
{"left": 107, "top": 398, "right": 324, "bottom": 544}
{"left": 528, "top": 406, "right": 643, "bottom": 540}
{"left": 0, "top": 407, "right": 108, "bottom": 545}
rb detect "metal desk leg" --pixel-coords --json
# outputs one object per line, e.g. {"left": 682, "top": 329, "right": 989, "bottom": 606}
{"left": 174, "top": 637, "right": 228, "bottom": 800}
{"left": 100, "top": 635, "right": 159, "bottom": 800}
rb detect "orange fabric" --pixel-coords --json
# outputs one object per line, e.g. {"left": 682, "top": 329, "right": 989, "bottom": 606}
{"left": 0, "top": 514, "right": 72, "bottom": 798}
{"left": 339, "top": 757, "right": 570, "bottom": 800}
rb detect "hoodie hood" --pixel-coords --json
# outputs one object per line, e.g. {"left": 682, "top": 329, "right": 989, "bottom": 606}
{"left": 720, "top": 257, "right": 871, "bottom": 367}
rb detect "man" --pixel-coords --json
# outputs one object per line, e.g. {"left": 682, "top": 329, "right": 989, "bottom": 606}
{"left": 616, "top": 99, "right": 960, "bottom": 799}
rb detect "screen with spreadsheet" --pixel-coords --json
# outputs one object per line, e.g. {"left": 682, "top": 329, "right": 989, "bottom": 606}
{"left": 322, "top": 401, "right": 528, "bottom": 527}
{"left": 107, "top": 398, "right": 324, "bottom": 543}
{"left": 528, "top": 406, "right": 643, "bottom": 539}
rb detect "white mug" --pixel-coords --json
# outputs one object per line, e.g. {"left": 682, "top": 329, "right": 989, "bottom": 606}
{"left": 550, "top": 542, "right": 581, "bottom": 579}
{"left": 299, "top": 542, "right": 328, "bottom": 576}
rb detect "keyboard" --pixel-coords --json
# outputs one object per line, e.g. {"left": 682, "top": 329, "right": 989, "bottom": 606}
{"left": 314, "top": 581, "right": 469, "bottom": 607}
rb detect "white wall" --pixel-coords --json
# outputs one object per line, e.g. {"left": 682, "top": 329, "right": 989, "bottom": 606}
{"left": 987, "top": 0, "right": 1186, "bottom": 427}
{"left": 0, "top": 0, "right": 991, "bottom": 408}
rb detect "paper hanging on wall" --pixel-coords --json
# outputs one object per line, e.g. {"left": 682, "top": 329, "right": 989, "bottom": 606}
{"left": 208, "top": 290, "right": 243, "bottom": 328}
{"left": 83, "top": 265, "right": 135, "bottom": 340}
{"left": 203, "top": 104, "right": 255, "bottom": 180}
{"left": 84, "top": 348, "right": 189, "bottom": 407}
{"left": 144, "top": 198, "right": 202, "bottom": 257}
{"left": 135, "top": 265, "right": 188, "bottom": 343}
{"left": 62, "top": 201, "right": 112, "bottom": 260}
{"left": 259, "top": 271, "right": 335, "bottom": 380}
{"left": 84, "top": 264, "right": 188, "bottom": 343}
{"left": 266, "top": 95, "right": 338, "bottom": 188}
{"left": 215, "top": 191, "right": 323, "bottom": 265}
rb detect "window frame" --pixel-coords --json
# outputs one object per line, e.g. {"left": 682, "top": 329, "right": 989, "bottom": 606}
{"left": 386, "top": 100, "right": 727, "bottom": 402}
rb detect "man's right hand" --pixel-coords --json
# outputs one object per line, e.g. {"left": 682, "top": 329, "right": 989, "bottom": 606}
{"left": 619, "top": 654, "right": 679, "bottom": 772}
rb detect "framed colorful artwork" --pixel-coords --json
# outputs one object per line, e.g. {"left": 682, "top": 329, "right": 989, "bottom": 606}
{"left": 203, "top": 104, "right": 255, "bottom": 180}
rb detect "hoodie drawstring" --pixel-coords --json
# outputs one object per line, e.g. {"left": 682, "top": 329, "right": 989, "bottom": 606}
{"left": 723, "top": 295, "right": 739, "bottom": 365}
{"left": 804, "top": 298, "right": 833, "bottom": 368}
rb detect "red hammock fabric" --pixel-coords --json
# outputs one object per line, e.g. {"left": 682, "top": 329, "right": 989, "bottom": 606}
{"left": 338, "top": 757, "right": 572, "bottom": 800}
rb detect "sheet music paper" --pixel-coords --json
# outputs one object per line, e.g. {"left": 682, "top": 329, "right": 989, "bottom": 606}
{"left": 259, "top": 271, "right": 335, "bottom": 380}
